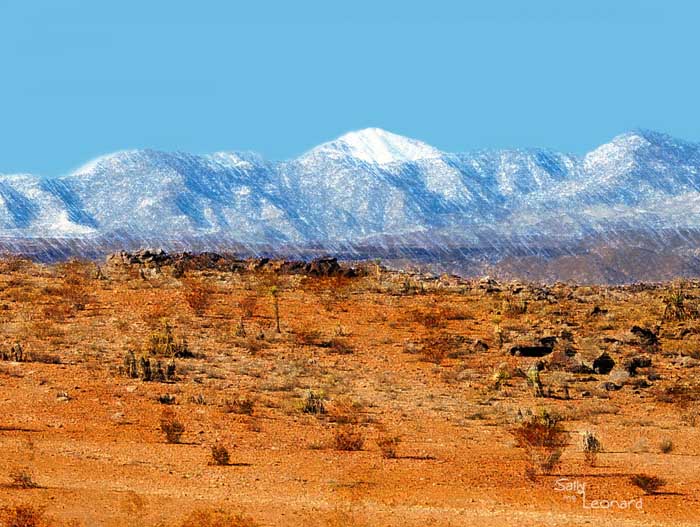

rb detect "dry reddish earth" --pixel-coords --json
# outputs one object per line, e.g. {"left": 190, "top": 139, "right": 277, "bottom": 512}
{"left": 0, "top": 259, "right": 699, "bottom": 526}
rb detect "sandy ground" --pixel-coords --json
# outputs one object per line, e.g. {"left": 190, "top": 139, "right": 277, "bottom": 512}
{"left": 0, "top": 259, "right": 699, "bottom": 526}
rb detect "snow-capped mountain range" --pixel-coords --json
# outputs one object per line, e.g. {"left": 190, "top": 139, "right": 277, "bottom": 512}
{"left": 2, "top": 127, "right": 700, "bottom": 279}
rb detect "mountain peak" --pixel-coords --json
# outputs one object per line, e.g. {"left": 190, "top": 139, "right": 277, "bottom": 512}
{"left": 609, "top": 129, "right": 688, "bottom": 149}
{"left": 307, "top": 127, "right": 442, "bottom": 165}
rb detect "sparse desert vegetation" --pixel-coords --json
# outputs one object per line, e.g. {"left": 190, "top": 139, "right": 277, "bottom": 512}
{"left": 0, "top": 252, "right": 699, "bottom": 526}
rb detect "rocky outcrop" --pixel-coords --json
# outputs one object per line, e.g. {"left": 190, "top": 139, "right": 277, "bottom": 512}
{"left": 105, "top": 251, "right": 363, "bottom": 278}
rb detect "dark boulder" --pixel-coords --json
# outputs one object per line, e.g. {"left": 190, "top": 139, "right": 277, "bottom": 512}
{"left": 509, "top": 336, "right": 557, "bottom": 357}
{"left": 592, "top": 352, "right": 615, "bottom": 374}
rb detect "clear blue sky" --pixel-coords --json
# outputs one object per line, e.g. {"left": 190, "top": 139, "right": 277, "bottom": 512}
{"left": 1, "top": 0, "right": 697, "bottom": 175}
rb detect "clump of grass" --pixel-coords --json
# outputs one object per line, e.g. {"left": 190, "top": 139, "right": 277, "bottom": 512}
{"left": 160, "top": 408, "right": 185, "bottom": 443}
{"left": 629, "top": 474, "right": 666, "bottom": 494}
{"left": 511, "top": 409, "right": 568, "bottom": 480}
{"left": 581, "top": 430, "right": 602, "bottom": 467}
{"left": 210, "top": 443, "right": 231, "bottom": 466}
{"left": 334, "top": 425, "right": 364, "bottom": 451}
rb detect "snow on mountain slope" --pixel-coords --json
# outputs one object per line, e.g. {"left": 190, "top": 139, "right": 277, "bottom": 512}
{"left": 1, "top": 128, "right": 700, "bottom": 254}
{"left": 303, "top": 128, "right": 442, "bottom": 165}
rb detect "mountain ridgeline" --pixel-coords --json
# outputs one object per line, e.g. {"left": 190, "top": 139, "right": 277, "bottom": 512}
{"left": 2, "top": 128, "right": 700, "bottom": 283}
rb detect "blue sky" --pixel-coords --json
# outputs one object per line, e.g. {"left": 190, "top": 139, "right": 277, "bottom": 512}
{"left": 1, "top": 0, "right": 697, "bottom": 175}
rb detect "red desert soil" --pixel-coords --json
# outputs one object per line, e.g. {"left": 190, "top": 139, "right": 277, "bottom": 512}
{"left": 0, "top": 256, "right": 699, "bottom": 526}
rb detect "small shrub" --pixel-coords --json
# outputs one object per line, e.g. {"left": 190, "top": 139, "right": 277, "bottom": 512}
{"left": 269, "top": 286, "right": 281, "bottom": 333}
{"left": 160, "top": 409, "right": 185, "bottom": 443}
{"left": 409, "top": 309, "right": 445, "bottom": 329}
{"left": 239, "top": 336, "right": 263, "bottom": 354}
{"left": 659, "top": 438, "right": 673, "bottom": 454}
{"left": 0, "top": 504, "right": 52, "bottom": 527}
{"left": 301, "top": 390, "right": 326, "bottom": 415}
{"left": 334, "top": 425, "right": 364, "bottom": 451}
{"left": 629, "top": 474, "right": 666, "bottom": 494}
{"left": 179, "top": 509, "right": 258, "bottom": 527}
{"left": 491, "top": 363, "right": 511, "bottom": 390}
{"left": 238, "top": 295, "right": 258, "bottom": 318}
{"left": 147, "top": 321, "right": 192, "bottom": 358}
{"left": 190, "top": 393, "right": 207, "bottom": 405}
{"left": 9, "top": 468, "right": 38, "bottom": 489}
{"left": 224, "top": 396, "right": 254, "bottom": 415}
{"left": 182, "top": 279, "right": 211, "bottom": 316}
{"left": 0, "top": 344, "right": 60, "bottom": 365}
{"left": 327, "top": 396, "right": 362, "bottom": 424}
{"left": 662, "top": 284, "right": 697, "bottom": 321}
{"left": 210, "top": 444, "right": 231, "bottom": 466}
{"left": 0, "top": 343, "right": 25, "bottom": 362}
{"left": 377, "top": 434, "right": 401, "bottom": 459}
{"left": 581, "top": 430, "right": 602, "bottom": 466}
{"left": 511, "top": 410, "right": 568, "bottom": 479}
{"left": 294, "top": 329, "right": 324, "bottom": 347}
{"left": 501, "top": 296, "right": 527, "bottom": 317}
{"left": 327, "top": 338, "right": 354, "bottom": 355}
{"left": 158, "top": 394, "right": 177, "bottom": 405}
{"left": 419, "top": 337, "right": 450, "bottom": 364}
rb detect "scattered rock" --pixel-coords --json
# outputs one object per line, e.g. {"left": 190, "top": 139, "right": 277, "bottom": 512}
{"left": 630, "top": 325, "right": 659, "bottom": 348}
{"left": 624, "top": 356, "right": 653, "bottom": 376}
{"left": 589, "top": 306, "right": 608, "bottom": 316}
{"left": 679, "top": 356, "right": 699, "bottom": 368}
{"left": 472, "top": 339, "right": 489, "bottom": 353}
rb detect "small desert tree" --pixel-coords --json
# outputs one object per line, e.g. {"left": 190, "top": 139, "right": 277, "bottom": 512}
{"left": 270, "top": 286, "right": 281, "bottom": 333}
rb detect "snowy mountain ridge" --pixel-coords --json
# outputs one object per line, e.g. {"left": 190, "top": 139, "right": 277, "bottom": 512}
{"left": 1, "top": 128, "right": 700, "bottom": 269}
